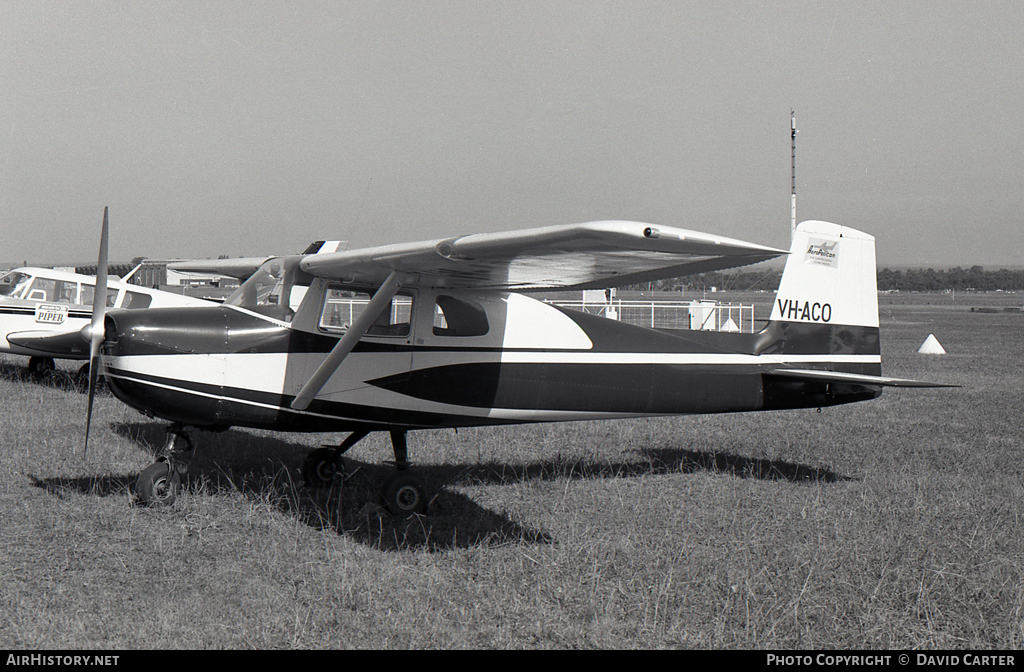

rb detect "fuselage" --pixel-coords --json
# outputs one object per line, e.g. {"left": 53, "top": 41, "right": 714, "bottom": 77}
{"left": 100, "top": 283, "right": 883, "bottom": 433}
{"left": 0, "top": 266, "right": 211, "bottom": 359}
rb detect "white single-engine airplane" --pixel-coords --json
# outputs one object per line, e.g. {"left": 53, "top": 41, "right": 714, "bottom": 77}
{"left": 0, "top": 242, "right": 343, "bottom": 377}
{"left": 33, "top": 209, "right": 951, "bottom": 512}
{"left": 0, "top": 264, "right": 212, "bottom": 376}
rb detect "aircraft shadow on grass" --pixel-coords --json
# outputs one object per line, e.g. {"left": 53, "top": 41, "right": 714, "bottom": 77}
{"left": 30, "top": 421, "right": 854, "bottom": 553}
{"left": 440, "top": 447, "right": 854, "bottom": 486}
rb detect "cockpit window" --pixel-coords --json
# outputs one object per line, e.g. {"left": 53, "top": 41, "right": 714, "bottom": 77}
{"left": 0, "top": 271, "right": 31, "bottom": 298}
{"left": 123, "top": 291, "right": 153, "bottom": 310}
{"left": 433, "top": 295, "right": 489, "bottom": 336}
{"left": 24, "top": 278, "right": 75, "bottom": 303}
{"left": 81, "top": 284, "right": 118, "bottom": 308}
{"left": 319, "top": 285, "right": 413, "bottom": 337}
{"left": 225, "top": 257, "right": 312, "bottom": 322}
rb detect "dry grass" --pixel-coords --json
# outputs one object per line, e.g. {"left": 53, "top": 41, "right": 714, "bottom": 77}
{"left": 0, "top": 293, "right": 1021, "bottom": 648}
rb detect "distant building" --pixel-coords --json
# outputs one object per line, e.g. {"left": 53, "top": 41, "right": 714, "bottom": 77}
{"left": 138, "top": 260, "right": 236, "bottom": 289}
{"left": 75, "top": 262, "right": 136, "bottom": 279}
{"left": 75, "top": 259, "right": 237, "bottom": 290}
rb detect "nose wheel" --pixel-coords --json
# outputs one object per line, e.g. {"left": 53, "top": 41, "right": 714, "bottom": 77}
{"left": 136, "top": 460, "right": 181, "bottom": 507}
{"left": 135, "top": 424, "right": 193, "bottom": 507}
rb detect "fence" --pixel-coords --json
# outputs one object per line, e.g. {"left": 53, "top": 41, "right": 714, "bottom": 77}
{"left": 320, "top": 296, "right": 757, "bottom": 333}
{"left": 547, "top": 300, "right": 756, "bottom": 332}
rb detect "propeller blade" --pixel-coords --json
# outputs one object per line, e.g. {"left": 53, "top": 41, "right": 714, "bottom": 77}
{"left": 84, "top": 207, "right": 109, "bottom": 457}
{"left": 90, "top": 207, "right": 109, "bottom": 352}
{"left": 84, "top": 353, "right": 100, "bottom": 456}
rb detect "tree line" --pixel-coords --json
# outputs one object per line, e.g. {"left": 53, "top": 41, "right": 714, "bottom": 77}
{"left": 875, "top": 266, "right": 1023, "bottom": 292}
{"left": 634, "top": 266, "right": 1024, "bottom": 293}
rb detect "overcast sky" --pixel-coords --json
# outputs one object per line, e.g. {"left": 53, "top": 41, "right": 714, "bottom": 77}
{"left": 1, "top": 1, "right": 1022, "bottom": 267}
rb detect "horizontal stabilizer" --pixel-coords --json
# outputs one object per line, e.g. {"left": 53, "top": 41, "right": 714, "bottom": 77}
{"left": 766, "top": 368, "right": 958, "bottom": 388}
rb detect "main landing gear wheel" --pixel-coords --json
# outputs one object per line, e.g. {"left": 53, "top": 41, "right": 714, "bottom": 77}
{"left": 301, "top": 431, "right": 370, "bottom": 489}
{"left": 136, "top": 460, "right": 181, "bottom": 507}
{"left": 28, "top": 357, "right": 55, "bottom": 379}
{"left": 302, "top": 447, "right": 341, "bottom": 488}
{"left": 383, "top": 471, "right": 429, "bottom": 517}
{"left": 75, "top": 362, "right": 100, "bottom": 391}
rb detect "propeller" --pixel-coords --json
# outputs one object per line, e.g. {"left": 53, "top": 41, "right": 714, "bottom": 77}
{"left": 83, "top": 207, "right": 109, "bottom": 457}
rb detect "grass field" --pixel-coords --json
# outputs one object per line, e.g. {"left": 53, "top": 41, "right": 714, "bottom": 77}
{"left": 0, "top": 293, "right": 1021, "bottom": 649}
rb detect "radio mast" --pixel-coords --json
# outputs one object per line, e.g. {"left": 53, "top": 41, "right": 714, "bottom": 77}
{"left": 791, "top": 110, "right": 797, "bottom": 242}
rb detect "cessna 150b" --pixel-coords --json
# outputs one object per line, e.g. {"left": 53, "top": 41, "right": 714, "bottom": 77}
{"left": 44, "top": 209, "right": 950, "bottom": 513}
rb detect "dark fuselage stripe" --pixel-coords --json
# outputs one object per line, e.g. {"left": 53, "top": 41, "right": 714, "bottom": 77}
{"left": 0, "top": 307, "right": 91, "bottom": 319}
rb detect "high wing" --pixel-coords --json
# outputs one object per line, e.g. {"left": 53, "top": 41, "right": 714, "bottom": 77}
{"left": 168, "top": 256, "right": 273, "bottom": 282}
{"left": 299, "top": 221, "right": 787, "bottom": 290}
{"left": 170, "top": 241, "right": 346, "bottom": 281}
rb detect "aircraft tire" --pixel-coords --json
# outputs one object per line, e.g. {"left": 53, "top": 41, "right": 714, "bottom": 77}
{"left": 136, "top": 461, "right": 181, "bottom": 507}
{"left": 383, "top": 472, "right": 429, "bottom": 517}
{"left": 302, "top": 447, "right": 339, "bottom": 488}
{"left": 28, "top": 357, "right": 55, "bottom": 379}
{"left": 74, "top": 363, "right": 99, "bottom": 392}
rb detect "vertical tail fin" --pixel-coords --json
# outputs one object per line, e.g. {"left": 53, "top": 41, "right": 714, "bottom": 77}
{"left": 770, "top": 220, "right": 878, "bottom": 331}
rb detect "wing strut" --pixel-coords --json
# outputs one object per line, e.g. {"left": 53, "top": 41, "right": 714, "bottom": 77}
{"left": 290, "top": 271, "right": 402, "bottom": 411}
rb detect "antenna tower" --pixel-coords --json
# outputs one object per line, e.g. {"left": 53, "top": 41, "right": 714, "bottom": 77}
{"left": 791, "top": 110, "right": 797, "bottom": 242}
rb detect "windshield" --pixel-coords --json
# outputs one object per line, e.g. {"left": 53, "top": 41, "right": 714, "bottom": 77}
{"left": 225, "top": 257, "right": 311, "bottom": 322}
{"left": 0, "top": 271, "right": 31, "bottom": 298}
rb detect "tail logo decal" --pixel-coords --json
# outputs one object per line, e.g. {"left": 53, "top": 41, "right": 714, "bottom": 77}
{"left": 805, "top": 239, "right": 839, "bottom": 267}
{"left": 776, "top": 298, "right": 832, "bottom": 323}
